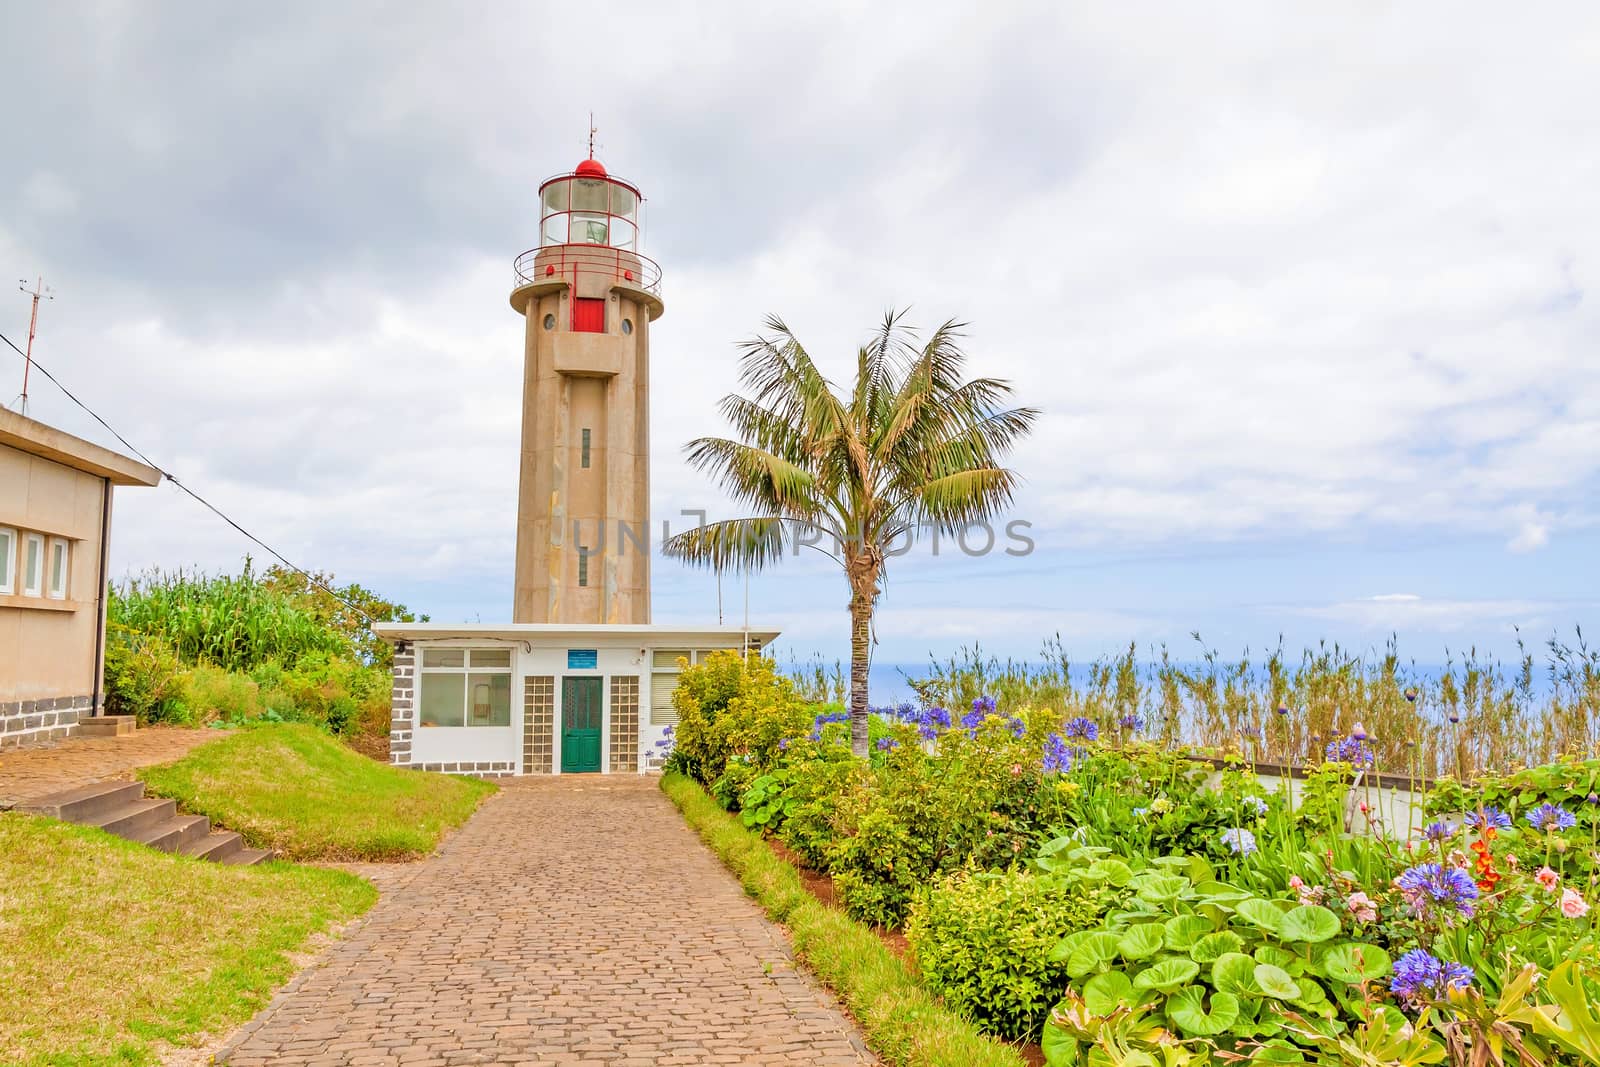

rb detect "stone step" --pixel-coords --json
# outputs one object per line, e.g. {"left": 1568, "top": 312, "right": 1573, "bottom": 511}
{"left": 83, "top": 796, "right": 177, "bottom": 837}
{"left": 223, "top": 847, "right": 274, "bottom": 867}
{"left": 124, "top": 813, "right": 211, "bottom": 853}
{"left": 18, "top": 779, "right": 145, "bottom": 821}
{"left": 76, "top": 715, "right": 137, "bottom": 738}
{"left": 180, "top": 830, "right": 245, "bottom": 863}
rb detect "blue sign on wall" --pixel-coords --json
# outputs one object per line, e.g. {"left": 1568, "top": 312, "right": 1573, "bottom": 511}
{"left": 566, "top": 649, "right": 598, "bottom": 670}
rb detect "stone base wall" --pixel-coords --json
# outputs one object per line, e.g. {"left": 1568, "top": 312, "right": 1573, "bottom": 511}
{"left": 0, "top": 694, "right": 91, "bottom": 748}
{"left": 410, "top": 761, "right": 517, "bottom": 778}
{"left": 389, "top": 649, "right": 415, "bottom": 767}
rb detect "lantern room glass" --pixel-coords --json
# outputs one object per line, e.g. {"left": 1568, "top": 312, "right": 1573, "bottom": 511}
{"left": 538, "top": 176, "right": 640, "bottom": 250}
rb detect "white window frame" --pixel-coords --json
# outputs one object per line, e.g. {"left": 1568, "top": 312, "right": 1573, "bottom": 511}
{"left": 0, "top": 527, "right": 15, "bottom": 595}
{"left": 418, "top": 647, "right": 514, "bottom": 729}
{"left": 47, "top": 537, "right": 69, "bottom": 600}
{"left": 21, "top": 532, "right": 45, "bottom": 598}
{"left": 649, "top": 648, "right": 690, "bottom": 725}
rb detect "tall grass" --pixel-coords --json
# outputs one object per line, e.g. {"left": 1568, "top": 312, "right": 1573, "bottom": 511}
{"left": 109, "top": 560, "right": 350, "bottom": 672}
{"left": 898, "top": 631, "right": 1600, "bottom": 778}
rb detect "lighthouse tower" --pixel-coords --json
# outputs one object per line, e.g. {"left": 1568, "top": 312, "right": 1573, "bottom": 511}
{"left": 509, "top": 155, "right": 662, "bottom": 624}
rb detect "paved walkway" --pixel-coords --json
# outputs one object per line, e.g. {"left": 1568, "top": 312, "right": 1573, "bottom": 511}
{"left": 221, "top": 777, "right": 876, "bottom": 1066}
{"left": 0, "top": 727, "right": 213, "bottom": 808}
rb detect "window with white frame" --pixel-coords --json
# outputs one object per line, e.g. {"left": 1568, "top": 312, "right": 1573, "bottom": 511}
{"left": 47, "top": 538, "right": 69, "bottom": 600}
{"left": 419, "top": 648, "right": 512, "bottom": 727}
{"left": 21, "top": 533, "right": 44, "bottom": 597}
{"left": 0, "top": 527, "right": 15, "bottom": 595}
{"left": 649, "top": 649, "right": 689, "bottom": 725}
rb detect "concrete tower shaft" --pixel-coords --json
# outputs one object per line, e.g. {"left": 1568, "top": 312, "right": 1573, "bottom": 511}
{"left": 509, "top": 159, "right": 663, "bottom": 624}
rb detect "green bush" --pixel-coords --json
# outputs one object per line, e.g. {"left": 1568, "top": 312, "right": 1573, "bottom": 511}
{"left": 182, "top": 663, "right": 264, "bottom": 722}
{"left": 671, "top": 651, "right": 811, "bottom": 786}
{"left": 906, "top": 868, "right": 1113, "bottom": 1041}
{"left": 103, "top": 626, "right": 190, "bottom": 725}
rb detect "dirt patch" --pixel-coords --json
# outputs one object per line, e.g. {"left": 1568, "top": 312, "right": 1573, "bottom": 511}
{"left": 341, "top": 731, "right": 389, "bottom": 764}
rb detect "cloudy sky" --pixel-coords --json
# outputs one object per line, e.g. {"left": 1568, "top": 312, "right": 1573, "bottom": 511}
{"left": 3, "top": 4, "right": 1597, "bottom": 679}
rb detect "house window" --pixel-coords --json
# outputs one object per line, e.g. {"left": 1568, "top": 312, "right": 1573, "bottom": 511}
{"left": 581, "top": 428, "right": 591, "bottom": 468}
{"left": 47, "top": 539, "right": 69, "bottom": 600}
{"left": 22, "top": 533, "right": 44, "bottom": 597}
{"left": 0, "top": 527, "right": 15, "bottom": 595}
{"left": 577, "top": 550, "right": 589, "bottom": 588}
{"left": 650, "top": 649, "right": 691, "bottom": 724}
{"left": 419, "top": 647, "right": 512, "bottom": 727}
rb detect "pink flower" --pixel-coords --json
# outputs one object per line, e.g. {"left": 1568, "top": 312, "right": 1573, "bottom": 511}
{"left": 1289, "top": 875, "right": 1305, "bottom": 891}
{"left": 1346, "top": 891, "right": 1377, "bottom": 923}
{"left": 1560, "top": 888, "right": 1590, "bottom": 919}
{"left": 1535, "top": 866, "right": 1560, "bottom": 892}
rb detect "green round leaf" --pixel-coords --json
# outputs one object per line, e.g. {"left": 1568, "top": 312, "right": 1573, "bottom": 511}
{"left": 1235, "top": 898, "right": 1286, "bottom": 933}
{"left": 1083, "top": 970, "right": 1137, "bottom": 1016}
{"left": 1086, "top": 858, "right": 1135, "bottom": 887}
{"left": 1193, "top": 881, "right": 1251, "bottom": 903}
{"left": 1135, "top": 874, "right": 1190, "bottom": 903}
{"left": 1152, "top": 855, "right": 1192, "bottom": 869}
{"left": 1133, "top": 957, "right": 1201, "bottom": 993}
{"left": 1319, "top": 942, "right": 1392, "bottom": 984}
{"left": 1251, "top": 1040, "right": 1308, "bottom": 1063}
{"left": 1189, "top": 930, "right": 1246, "bottom": 963}
{"left": 1067, "top": 931, "right": 1125, "bottom": 978}
{"left": 1280, "top": 904, "right": 1341, "bottom": 943}
{"left": 1163, "top": 915, "right": 1214, "bottom": 951}
{"left": 1119, "top": 923, "right": 1167, "bottom": 960}
{"left": 1254, "top": 945, "right": 1299, "bottom": 971}
{"left": 1167, "top": 987, "right": 1241, "bottom": 1037}
{"left": 1212, "top": 952, "right": 1260, "bottom": 996}
{"left": 1253, "top": 963, "right": 1302, "bottom": 1001}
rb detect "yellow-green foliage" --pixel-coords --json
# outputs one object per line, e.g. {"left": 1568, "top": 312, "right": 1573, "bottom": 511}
{"left": 661, "top": 772, "right": 1027, "bottom": 1067}
{"left": 0, "top": 813, "right": 374, "bottom": 1066}
{"left": 671, "top": 651, "right": 813, "bottom": 784}
{"left": 138, "top": 723, "right": 495, "bottom": 860}
{"left": 906, "top": 869, "right": 1112, "bottom": 1041}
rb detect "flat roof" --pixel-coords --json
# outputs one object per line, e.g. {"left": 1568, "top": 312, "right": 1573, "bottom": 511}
{"left": 0, "top": 408, "right": 161, "bottom": 486}
{"left": 372, "top": 621, "right": 782, "bottom": 646}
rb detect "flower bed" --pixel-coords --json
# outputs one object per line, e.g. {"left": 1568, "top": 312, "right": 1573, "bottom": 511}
{"left": 667, "top": 654, "right": 1600, "bottom": 1064}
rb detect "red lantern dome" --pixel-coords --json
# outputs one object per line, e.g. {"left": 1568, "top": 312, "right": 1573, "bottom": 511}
{"left": 574, "top": 157, "right": 607, "bottom": 178}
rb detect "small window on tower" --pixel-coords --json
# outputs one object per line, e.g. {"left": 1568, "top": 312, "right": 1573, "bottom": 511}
{"left": 581, "top": 428, "right": 591, "bottom": 469}
{"left": 577, "top": 550, "right": 589, "bottom": 587}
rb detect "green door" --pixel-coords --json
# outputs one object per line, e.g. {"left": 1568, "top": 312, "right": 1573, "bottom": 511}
{"left": 561, "top": 677, "right": 603, "bottom": 773}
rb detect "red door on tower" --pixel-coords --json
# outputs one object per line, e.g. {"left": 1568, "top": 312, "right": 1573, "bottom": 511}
{"left": 572, "top": 298, "right": 605, "bottom": 333}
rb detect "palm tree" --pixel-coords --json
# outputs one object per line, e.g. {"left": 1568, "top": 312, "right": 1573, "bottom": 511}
{"left": 661, "top": 311, "right": 1038, "bottom": 757}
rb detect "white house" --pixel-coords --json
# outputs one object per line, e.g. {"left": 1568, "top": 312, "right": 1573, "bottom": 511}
{"left": 376, "top": 623, "right": 778, "bottom": 776}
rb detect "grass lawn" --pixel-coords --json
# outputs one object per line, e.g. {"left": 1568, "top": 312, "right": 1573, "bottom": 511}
{"left": 138, "top": 723, "right": 497, "bottom": 860}
{"left": 0, "top": 814, "right": 375, "bottom": 1066}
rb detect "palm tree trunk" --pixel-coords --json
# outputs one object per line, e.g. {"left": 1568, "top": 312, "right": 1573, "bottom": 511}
{"left": 848, "top": 588, "right": 872, "bottom": 758}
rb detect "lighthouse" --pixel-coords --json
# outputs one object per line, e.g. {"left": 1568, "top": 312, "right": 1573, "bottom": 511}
{"left": 509, "top": 155, "right": 663, "bottom": 625}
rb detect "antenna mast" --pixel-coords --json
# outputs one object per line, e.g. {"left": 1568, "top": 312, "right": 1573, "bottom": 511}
{"left": 14, "top": 276, "right": 52, "bottom": 417}
{"left": 588, "top": 113, "right": 597, "bottom": 159}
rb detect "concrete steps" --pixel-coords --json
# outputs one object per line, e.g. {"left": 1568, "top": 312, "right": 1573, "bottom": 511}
{"left": 76, "top": 715, "right": 138, "bottom": 738}
{"left": 18, "top": 780, "right": 273, "bottom": 866}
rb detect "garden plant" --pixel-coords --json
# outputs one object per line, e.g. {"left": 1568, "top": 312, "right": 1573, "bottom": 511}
{"left": 667, "top": 651, "right": 1600, "bottom": 1066}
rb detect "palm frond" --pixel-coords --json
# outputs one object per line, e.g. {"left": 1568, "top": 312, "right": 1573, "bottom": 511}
{"left": 682, "top": 437, "right": 819, "bottom": 514}
{"left": 659, "top": 516, "right": 794, "bottom": 573}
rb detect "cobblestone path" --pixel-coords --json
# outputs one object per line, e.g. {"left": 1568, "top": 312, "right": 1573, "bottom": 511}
{"left": 0, "top": 727, "right": 213, "bottom": 808}
{"left": 221, "top": 776, "right": 876, "bottom": 1066}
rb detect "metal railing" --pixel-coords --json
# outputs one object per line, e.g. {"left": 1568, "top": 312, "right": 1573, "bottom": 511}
{"left": 513, "top": 245, "right": 663, "bottom": 298}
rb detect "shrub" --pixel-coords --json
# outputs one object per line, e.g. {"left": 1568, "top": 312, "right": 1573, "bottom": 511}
{"left": 906, "top": 868, "right": 1112, "bottom": 1040}
{"left": 671, "top": 651, "right": 811, "bottom": 785}
{"left": 181, "top": 663, "right": 264, "bottom": 722}
{"left": 103, "top": 626, "right": 190, "bottom": 725}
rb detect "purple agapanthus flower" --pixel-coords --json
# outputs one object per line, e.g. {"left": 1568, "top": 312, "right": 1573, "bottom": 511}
{"left": 971, "top": 695, "right": 997, "bottom": 715}
{"left": 1220, "top": 828, "right": 1257, "bottom": 856}
{"left": 1324, "top": 735, "right": 1375, "bottom": 768}
{"left": 916, "top": 706, "right": 951, "bottom": 740}
{"left": 1063, "top": 717, "right": 1099, "bottom": 742}
{"left": 1118, "top": 713, "right": 1144, "bottom": 732}
{"left": 875, "top": 736, "right": 898, "bottom": 751}
{"left": 1391, "top": 950, "right": 1473, "bottom": 1003}
{"left": 1526, "top": 803, "right": 1577, "bottom": 832}
{"left": 1468, "top": 807, "right": 1513, "bottom": 832}
{"left": 1395, "top": 863, "right": 1478, "bottom": 920}
{"left": 959, "top": 708, "right": 986, "bottom": 731}
{"left": 1242, "top": 796, "right": 1268, "bottom": 818}
{"left": 777, "top": 737, "right": 790, "bottom": 752}
{"left": 1005, "top": 715, "right": 1027, "bottom": 738}
{"left": 1422, "top": 821, "right": 1457, "bottom": 843}
{"left": 1042, "top": 733, "right": 1076, "bottom": 774}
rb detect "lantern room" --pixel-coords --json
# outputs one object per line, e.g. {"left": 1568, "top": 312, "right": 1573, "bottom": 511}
{"left": 538, "top": 158, "right": 641, "bottom": 251}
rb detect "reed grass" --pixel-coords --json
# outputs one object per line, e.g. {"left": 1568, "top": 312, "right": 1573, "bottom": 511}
{"left": 896, "top": 631, "right": 1600, "bottom": 778}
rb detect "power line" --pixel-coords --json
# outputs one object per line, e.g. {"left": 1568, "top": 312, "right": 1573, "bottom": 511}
{"left": 0, "top": 328, "right": 376, "bottom": 623}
